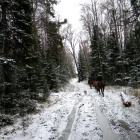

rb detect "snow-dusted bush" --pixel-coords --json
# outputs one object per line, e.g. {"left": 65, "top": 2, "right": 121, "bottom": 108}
{"left": 0, "top": 114, "right": 14, "bottom": 127}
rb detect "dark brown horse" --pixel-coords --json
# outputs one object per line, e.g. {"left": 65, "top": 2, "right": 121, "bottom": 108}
{"left": 88, "top": 77, "right": 97, "bottom": 89}
{"left": 88, "top": 77, "right": 93, "bottom": 89}
{"left": 91, "top": 80, "right": 105, "bottom": 97}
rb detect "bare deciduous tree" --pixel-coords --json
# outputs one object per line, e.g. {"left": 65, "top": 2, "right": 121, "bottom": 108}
{"left": 78, "top": 35, "right": 91, "bottom": 77}
{"left": 62, "top": 24, "right": 79, "bottom": 74}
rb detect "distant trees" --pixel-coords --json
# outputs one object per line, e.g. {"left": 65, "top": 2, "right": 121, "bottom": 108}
{"left": 80, "top": 0, "right": 140, "bottom": 86}
{"left": 78, "top": 46, "right": 86, "bottom": 82}
{"left": 90, "top": 25, "right": 104, "bottom": 75}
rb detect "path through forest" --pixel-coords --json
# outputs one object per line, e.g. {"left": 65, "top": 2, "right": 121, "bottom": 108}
{"left": 0, "top": 78, "right": 140, "bottom": 140}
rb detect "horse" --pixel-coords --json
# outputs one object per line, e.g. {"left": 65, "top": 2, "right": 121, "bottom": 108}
{"left": 88, "top": 77, "right": 93, "bottom": 89}
{"left": 88, "top": 77, "right": 97, "bottom": 89}
{"left": 93, "top": 81, "right": 105, "bottom": 97}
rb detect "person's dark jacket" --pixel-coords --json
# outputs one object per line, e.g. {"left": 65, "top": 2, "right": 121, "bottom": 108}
{"left": 96, "top": 75, "right": 103, "bottom": 81}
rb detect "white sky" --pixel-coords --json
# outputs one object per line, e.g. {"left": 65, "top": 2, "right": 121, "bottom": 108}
{"left": 55, "top": 0, "right": 87, "bottom": 32}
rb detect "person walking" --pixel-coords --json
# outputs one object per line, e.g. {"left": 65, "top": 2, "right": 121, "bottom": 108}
{"left": 96, "top": 72, "right": 103, "bottom": 82}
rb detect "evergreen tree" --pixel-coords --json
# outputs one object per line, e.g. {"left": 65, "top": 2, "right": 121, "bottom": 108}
{"left": 78, "top": 47, "right": 86, "bottom": 82}
{"left": 45, "top": 21, "right": 69, "bottom": 91}
{"left": 33, "top": 0, "right": 70, "bottom": 91}
{"left": 90, "top": 25, "right": 104, "bottom": 77}
{"left": 0, "top": 0, "right": 39, "bottom": 126}
{"left": 125, "top": 22, "right": 140, "bottom": 87}
{"left": 90, "top": 25, "right": 100, "bottom": 74}
{"left": 105, "top": 32, "right": 120, "bottom": 85}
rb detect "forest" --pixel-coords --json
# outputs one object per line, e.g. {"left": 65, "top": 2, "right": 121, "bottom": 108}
{"left": 0, "top": 0, "right": 140, "bottom": 126}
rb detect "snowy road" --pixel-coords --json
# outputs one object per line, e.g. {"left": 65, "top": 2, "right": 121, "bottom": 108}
{"left": 0, "top": 78, "right": 140, "bottom": 140}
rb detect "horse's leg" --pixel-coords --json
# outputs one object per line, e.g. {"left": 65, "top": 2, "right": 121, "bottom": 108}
{"left": 95, "top": 87, "right": 98, "bottom": 92}
{"left": 103, "top": 86, "right": 105, "bottom": 96}
{"left": 96, "top": 86, "right": 99, "bottom": 93}
{"left": 96, "top": 82, "right": 100, "bottom": 94}
{"left": 101, "top": 88, "right": 104, "bottom": 97}
{"left": 90, "top": 84, "right": 92, "bottom": 89}
{"left": 98, "top": 88, "right": 101, "bottom": 95}
{"left": 88, "top": 82, "right": 92, "bottom": 89}
{"left": 102, "top": 86, "right": 105, "bottom": 97}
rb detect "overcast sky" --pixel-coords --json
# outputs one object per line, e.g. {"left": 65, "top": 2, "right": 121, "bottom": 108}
{"left": 55, "top": 0, "right": 87, "bottom": 32}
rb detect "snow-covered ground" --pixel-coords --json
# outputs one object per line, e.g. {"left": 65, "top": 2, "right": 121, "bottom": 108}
{"left": 0, "top": 78, "right": 140, "bottom": 140}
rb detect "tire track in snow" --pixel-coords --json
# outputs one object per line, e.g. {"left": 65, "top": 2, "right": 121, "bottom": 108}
{"left": 58, "top": 80, "right": 83, "bottom": 140}
{"left": 95, "top": 88, "right": 140, "bottom": 140}
{"left": 95, "top": 102, "right": 118, "bottom": 140}
{"left": 68, "top": 94, "right": 103, "bottom": 140}
{"left": 58, "top": 98, "right": 82, "bottom": 140}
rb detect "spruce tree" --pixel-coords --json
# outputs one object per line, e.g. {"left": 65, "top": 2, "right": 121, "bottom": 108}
{"left": 0, "top": 0, "right": 39, "bottom": 125}
{"left": 78, "top": 48, "right": 86, "bottom": 82}
{"left": 45, "top": 21, "right": 68, "bottom": 91}
{"left": 90, "top": 25, "right": 104, "bottom": 77}
{"left": 125, "top": 22, "right": 140, "bottom": 87}
{"left": 105, "top": 32, "right": 120, "bottom": 85}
